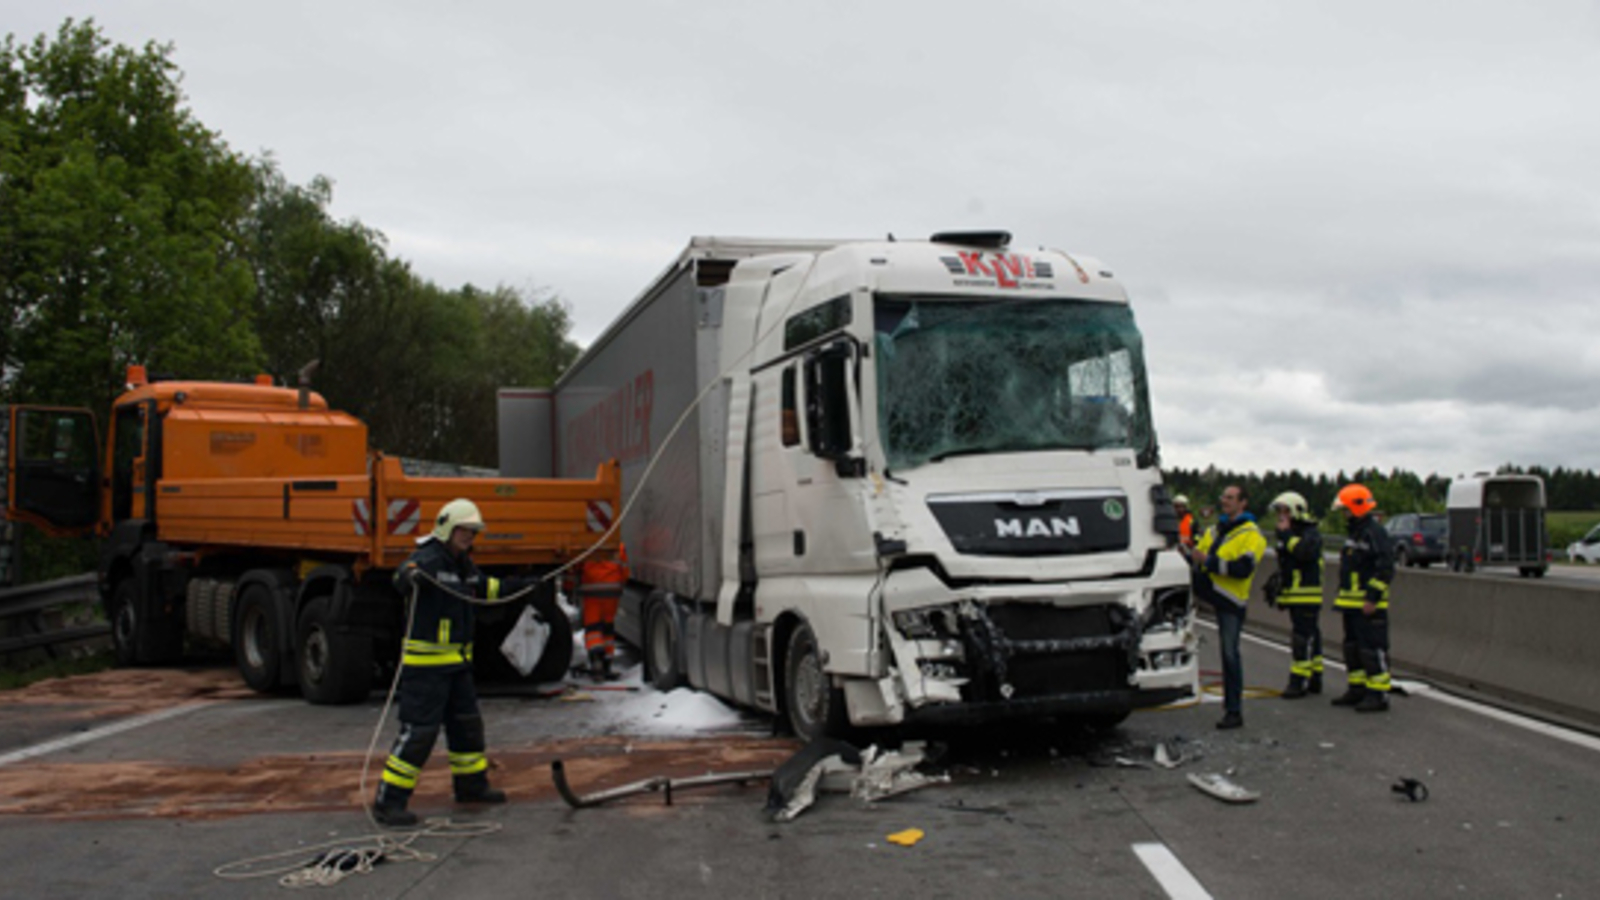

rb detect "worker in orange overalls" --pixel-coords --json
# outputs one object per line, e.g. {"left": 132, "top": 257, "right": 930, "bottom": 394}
{"left": 579, "top": 545, "right": 628, "bottom": 680}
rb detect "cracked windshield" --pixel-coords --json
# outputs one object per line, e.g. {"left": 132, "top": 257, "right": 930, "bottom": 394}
{"left": 874, "top": 296, "right": 1154, "bottom": 472}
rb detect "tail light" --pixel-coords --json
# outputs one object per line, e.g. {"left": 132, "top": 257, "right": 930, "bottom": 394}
{"left": 1412, "top": 534, "right": 1425, "bottom": 545}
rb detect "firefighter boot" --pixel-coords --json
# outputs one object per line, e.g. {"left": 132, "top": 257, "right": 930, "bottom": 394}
{"left": 454, "top": 770, "right": 507, "bottom": 805}
{"left": 1307, "top": 673, "right": 1324, "bottom": 695}
{"left": 371, "top": 785, "right": 418, "bottom": 828}
{"left": 1355, "top": 691, "right": 1390, "bottom": 713}
{"left": 1281, "top": 676, "right": 1308, "bottom": 700}
{"left": 1331, "top": 686, "right": 1367, "bottom": 707}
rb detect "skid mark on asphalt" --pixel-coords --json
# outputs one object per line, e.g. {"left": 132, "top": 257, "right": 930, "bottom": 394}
{"left": 1133, "top": 842, "right": 1213, "bottom": 899}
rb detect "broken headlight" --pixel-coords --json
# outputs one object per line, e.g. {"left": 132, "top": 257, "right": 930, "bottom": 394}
{"left": 1142, "top": 586, "right": 1191, "bottom": 629}
{"left": 893, "top": 606, "right": 960, "bottom": 640}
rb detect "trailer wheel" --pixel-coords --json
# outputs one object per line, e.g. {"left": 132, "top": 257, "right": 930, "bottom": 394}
{"left": 644, "top": 599, "right": 685, "bottom": 691}
{"left": 783, "top": 622, "right": 848, "bottom": 741}
{"left": 296, "top": 596, "right": 373, "bottom": 705}
{"left": 233, "top": 584, "right": 285, "bottom": 693}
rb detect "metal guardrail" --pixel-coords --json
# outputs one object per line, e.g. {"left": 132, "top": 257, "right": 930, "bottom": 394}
{"left": 0, "top": 573, "right": 105, "bottom": 656}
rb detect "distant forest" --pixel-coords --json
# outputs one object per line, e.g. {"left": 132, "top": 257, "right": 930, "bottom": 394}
{"left": 1165, "top": 463, "right": 1600, "bottom": 517}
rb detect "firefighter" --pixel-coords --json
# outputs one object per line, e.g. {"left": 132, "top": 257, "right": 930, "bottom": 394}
{"left": 371, "top": 498, "right": 522, "bottom": 827}
{"left": 1192, "top": 484, "right": 1267, "bottom": 730}
{"left": 1330, "top": 483, "right": 1395, "bottom": 713}
{"left": 579, "top": 545, "right": 628, "bottom": 680}
{"left": 1175, "top": 494, "right": 1198, "bottom": 558}
{"left": 1268, "top": 491, "right": 1325, "bottom": 699}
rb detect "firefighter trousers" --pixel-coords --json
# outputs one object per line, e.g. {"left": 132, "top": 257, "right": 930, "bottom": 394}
{"left": 1287, "top": 606, "right": 1324, "bottom": 684}
{"left": 1340, "top": 608, "right": 1391, "bottom": 694}
{"left": 375, "top": 665, "right": 492, "bottom": 810}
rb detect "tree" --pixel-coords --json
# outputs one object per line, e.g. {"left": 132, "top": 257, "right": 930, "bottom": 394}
{"left": 0, "top": 20, "right": 261, "bottom": 413}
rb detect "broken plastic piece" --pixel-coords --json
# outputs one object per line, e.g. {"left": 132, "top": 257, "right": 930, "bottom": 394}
{"left": 1153, "top": 741, "right": 1184, "bottom": 769}
{"left": 886, "top": 828, "right": 925, "bottom": 847}
{"left": 1187, "top": 772, "right": 1259, "bottom": 804}
{"left": 1391, "top": 778, "right": 1429, "bottom": 802}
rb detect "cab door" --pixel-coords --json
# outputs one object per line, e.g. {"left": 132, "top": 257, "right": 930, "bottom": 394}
{"left": 2, "top": 406, "right": 101, "bottom": 536}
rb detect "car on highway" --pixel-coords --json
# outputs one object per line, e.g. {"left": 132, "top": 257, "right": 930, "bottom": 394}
{"left": 1387, "top": 512, "right": 1447, "bottom": 568}
{"left": 1567, "top": 524, "right": 1600, "bottom": 564}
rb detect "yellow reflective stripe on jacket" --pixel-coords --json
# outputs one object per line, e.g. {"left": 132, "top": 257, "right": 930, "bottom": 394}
{"left": 487, "top": 577, "right": 501, "bottom": 601}
{"left": 1197, "top": 521, "right": 1267, "bottom": 605}
{"left": 1336, "top": 569, "right": 1391, "bottom": 608}
{"left": 403, "top": 638, "right": 470, "bottom": 666}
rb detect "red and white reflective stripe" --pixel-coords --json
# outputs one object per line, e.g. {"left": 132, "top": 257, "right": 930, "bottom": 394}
{"left": 352, "top": 499, "right": 371, "bottom": 536}
{"left": 388, "top": 499, "right": 421, "bottom": 535}
{"left": 586, "top": 500, "right": 613, "bottom": 533}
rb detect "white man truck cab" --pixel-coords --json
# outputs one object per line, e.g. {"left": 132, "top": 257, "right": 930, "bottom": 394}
{"left": 499, "top": 231, "right": 1198, "bottom": 739}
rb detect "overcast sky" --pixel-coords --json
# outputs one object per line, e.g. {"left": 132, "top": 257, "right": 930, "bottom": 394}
{"left": 10, "top": 1, "right": 1600, "bottom": 479}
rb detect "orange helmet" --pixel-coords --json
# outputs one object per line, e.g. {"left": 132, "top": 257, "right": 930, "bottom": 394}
{"left": 1335, "top": 484, "right": 1376, "bottom": 518}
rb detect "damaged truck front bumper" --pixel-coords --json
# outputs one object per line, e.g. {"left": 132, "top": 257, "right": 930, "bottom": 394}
{"left": 849, "top": 568, "right": 1197, "bottom": 727}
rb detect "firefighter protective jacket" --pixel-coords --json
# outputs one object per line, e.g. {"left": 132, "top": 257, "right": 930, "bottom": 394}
{"left": 1336, "top": 515, "right": 1394, "bottom": 610}
{"left": 1194, "top": 514, "right": 1267, "bottom": 608}
{"left": 395, "top": 538, "right": 510, "bottom": 668}
{"left": 1275, "top": 521, "right": 1325, "bottom": 605}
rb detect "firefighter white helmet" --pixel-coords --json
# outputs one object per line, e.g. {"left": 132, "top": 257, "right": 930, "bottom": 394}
{"left": 432, "top": 498, "right": 486, "bottom": 542}
{"left": 1270, "top": 491, "right": 1315, "bottom": 523}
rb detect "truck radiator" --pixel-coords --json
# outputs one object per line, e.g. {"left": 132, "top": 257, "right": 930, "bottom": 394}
{"left": 962, "top": 603, "right": 1136, "bottom": 700}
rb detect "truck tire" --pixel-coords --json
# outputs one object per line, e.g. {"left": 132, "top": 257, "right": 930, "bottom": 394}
{"left": 296, "top": 596, "right": 373, "bottom": 705}
{"left": 110, "top": 576, "right": 184, "bottom": 666}
{"left": 783, "top": 622, "right": 848, "bottom": 741}
{"left": 644, "top": 599, "right": 685, "bottom": 691}
{"left": 474, "top": 593, "right": 573, "bottom": 685}
{"left": 233, "top": 584, "right": 286, "bottom": 693}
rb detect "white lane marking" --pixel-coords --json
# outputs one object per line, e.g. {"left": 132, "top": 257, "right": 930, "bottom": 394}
{"left": 0, "top": 702, "right": 210, "bottom": 767}
{"left": 1207, "top": 620, "right": 1600, "bottom": 754}
{"left": 1133, "top": 842, "right": 1213, "bottom": 899}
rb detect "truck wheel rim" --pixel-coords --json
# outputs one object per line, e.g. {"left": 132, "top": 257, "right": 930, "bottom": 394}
{"left": 242, "top": 607, "right": 267, "bottom": 669}
{"left": 303, "top": 628, "right": 328, "bottom": 681}
{"left": 650, "top": 620, "right": 672, "bottom": 673}
{"left": 794, "top": 651, "right": 824, "bottom": 727}
{"left": 114, "top": 602, "right": 136, "bottom": 647}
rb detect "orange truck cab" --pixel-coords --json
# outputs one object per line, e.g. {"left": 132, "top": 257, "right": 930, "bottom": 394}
{"left": 2, "top": 366, "right": 622, "bottom": 704}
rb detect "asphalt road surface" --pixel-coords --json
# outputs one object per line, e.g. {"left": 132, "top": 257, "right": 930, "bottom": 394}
{"left": 2, "top": 628, "right": 1598, "bottom": 899}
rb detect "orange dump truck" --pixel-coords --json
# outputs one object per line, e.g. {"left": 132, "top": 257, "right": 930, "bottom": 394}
{"left": 1, "top": 366, "right": 621, "bottom": 703}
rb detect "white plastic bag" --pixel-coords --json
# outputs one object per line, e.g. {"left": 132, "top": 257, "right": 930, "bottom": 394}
{"left": 499, "top": 605, "right": 551, "bottom": 678}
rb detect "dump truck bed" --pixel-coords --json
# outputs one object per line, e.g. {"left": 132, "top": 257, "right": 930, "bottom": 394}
{"left": 154, "top": 455, "right": 622, "bottom": 571}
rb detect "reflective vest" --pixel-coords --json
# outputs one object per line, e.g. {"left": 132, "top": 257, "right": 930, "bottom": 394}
{"left": 1196, "top": 518, "right": 1267, "bottom": 606}
{"left": 1178, "top": 513, "right": 1196, "bottom": 548}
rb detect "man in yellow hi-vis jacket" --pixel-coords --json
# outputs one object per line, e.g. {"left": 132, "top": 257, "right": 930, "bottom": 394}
{"left": 1192, "top": 484, "right": 1267, "bottom": 730}
{"left": 371, "top": 499, "right": 522, "bottom": 827}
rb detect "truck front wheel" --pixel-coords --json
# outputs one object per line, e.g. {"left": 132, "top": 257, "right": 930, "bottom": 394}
{"left": 234, "top": 584, "right": 286, "bottom": 693}
{"left": 784, "top": 622, "right": 848, "bottom": 741}
{"left": 296, "top": 596, "right": 373, "bottom": 705}
{"left": 110, "top": 577, "right": 183, "bottom": 666}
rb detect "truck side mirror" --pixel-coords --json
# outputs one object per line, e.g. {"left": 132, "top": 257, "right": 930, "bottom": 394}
{"left": 804, "top": 340, "right": 862, "bottom": 475}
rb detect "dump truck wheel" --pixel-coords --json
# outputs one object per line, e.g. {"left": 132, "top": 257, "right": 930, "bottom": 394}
{"left": 784, "top": 622, "right": 848, "bottom": 741}
{"left": 110, "top": 577, "right": 182, "bottom": 666}
{"left": 110, "top": 579, "right": 140, "bottom": 667}
{"left": 644, "top": 599, "right": 684, "bottom": 691}
{"left": 234, "top": 584, "right": 284, "bottom": 692}
{"left": 296, "top": 596, "right": 372, "bottom": 705}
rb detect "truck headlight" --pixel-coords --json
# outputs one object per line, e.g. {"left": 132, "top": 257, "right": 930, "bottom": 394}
{"left": 1143, "top": 586, "right": 1191, "bottom": 629}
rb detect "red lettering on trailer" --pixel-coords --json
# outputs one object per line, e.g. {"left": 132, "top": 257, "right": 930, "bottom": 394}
{"left": 565, "top": 370, "right": 654, "bottom": 475}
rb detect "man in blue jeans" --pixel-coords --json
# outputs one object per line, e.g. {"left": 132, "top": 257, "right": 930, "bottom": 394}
{"left": 1192, "top": 485, "right": 1267, "bottom": 729}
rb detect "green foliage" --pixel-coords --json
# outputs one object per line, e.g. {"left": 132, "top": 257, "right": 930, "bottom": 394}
{"left": 0, "top": 648, "right": 114, "bottom": 690}
{"left": 1547, "top": 511, "right": 1600, "bottom": 552}
{"left": 0, "top": 19, "right": 261, "bottom": 416}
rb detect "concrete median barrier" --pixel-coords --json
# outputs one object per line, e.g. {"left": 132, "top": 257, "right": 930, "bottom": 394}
{"left": 1237, "top": 555, "right": 1600, "bottom": 729}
